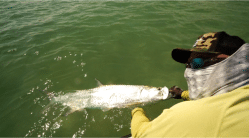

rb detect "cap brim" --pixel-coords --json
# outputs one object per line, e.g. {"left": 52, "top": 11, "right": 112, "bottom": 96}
{"left": 171, "top": 48, "right": 192, "bottom": 64}
{"left": 171, "top": 48, "right": 220, "bottom": 64}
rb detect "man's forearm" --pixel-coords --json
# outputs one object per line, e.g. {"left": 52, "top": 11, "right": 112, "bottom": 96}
{"left": 131, "top": 108, "right": 150, "bottom": 138}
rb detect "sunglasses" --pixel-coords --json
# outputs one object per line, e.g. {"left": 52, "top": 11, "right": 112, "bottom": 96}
{"left": 186, "top": 57, "right": 224, "bottom": 69}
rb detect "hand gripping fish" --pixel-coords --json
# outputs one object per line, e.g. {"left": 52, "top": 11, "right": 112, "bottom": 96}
{"left": 43, "top": 79, "right": 172, "bottom": 116}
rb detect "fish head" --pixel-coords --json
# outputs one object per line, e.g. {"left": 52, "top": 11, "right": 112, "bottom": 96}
{"left": 141, "top": 86, "right": 169, "bottom": 101}
{"left": 161, "top": 86, "right": 170, "bottom": 100}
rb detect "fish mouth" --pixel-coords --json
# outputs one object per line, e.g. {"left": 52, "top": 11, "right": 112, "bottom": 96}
{"left": 161, "top": 87, "right": 170, "bottom": 100}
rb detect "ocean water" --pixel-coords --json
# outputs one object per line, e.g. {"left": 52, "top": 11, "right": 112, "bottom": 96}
{"left": 0, "top": 1, "right": 248, "bottom": 137}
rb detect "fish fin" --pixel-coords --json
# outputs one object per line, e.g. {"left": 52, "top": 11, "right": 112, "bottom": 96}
{"left": 63, "top": 109, "right": 75, "bottom": 117}
{"left": 124, "top": 102, "right": 142, "bottom": 108}
{"left": 95, "top": 78, "right": 103, "bottom": 87}
{"left": 41, "top": 100, "right": 56, "bottom": 114}
{"left": 63, "top": 108, "right": 87, "bottom": 117}
{"left": 102, "top": 107, "right": 111, "bottom": 112}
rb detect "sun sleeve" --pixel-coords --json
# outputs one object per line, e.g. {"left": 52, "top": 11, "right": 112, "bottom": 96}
{"left": 131, "top": 108, "right": 151, "bottom": 138}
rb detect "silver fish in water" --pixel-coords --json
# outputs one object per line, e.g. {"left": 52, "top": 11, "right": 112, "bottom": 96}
{"left": 43, "top": 79, "right": 171, "bottom": 116}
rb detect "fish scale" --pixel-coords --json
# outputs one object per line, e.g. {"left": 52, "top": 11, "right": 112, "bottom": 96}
{"left": 44, "top": 82, "right": 170, "bottom": 116}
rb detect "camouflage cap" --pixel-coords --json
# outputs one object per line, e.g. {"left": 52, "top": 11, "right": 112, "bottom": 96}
{"left": 171, "top": 31, "right": 245, "bottom": 64}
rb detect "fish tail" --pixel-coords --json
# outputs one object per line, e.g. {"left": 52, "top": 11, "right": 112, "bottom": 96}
{"left": 41, "top": 98, "right": 56, "bottom": 114}
{"left": 63, "top": 109, "right": 74, "bottom": 117}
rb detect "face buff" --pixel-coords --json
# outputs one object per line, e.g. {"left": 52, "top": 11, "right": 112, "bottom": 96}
{"left": 184, "top": 43, "right": 249, "bottom": 100}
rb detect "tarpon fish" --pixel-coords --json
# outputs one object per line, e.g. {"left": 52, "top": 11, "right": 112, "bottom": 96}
{"left": 43, "top": 79, "right": 171, "bottom": 116}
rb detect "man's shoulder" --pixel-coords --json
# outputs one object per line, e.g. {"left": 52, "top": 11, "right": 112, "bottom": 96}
{"left": 170, "top": 85, "right": 249, "bottom": 112}
{"left": 232, "top": 85, "right": 249, "bottom": 93}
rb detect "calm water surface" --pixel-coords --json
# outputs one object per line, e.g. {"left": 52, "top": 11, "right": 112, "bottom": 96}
{"left": 0, "top": 1, "right": 248, "bottom": 137}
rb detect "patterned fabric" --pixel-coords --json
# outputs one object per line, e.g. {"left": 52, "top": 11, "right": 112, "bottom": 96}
{"left": 171, "top": 31, "right": 245, "bottom": 64}
{"left": 184, "top": 62, "right": 216, "bottom": 99}
{"left": 191, "top": 32, "right": 219, "bottom": 53}
{"left": 184, "top": 43, "right": 249, "bottom": 100}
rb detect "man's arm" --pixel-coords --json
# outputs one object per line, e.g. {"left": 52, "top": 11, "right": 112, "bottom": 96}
{"left": 131, "top": 108, "right": 151, "bottom": 138}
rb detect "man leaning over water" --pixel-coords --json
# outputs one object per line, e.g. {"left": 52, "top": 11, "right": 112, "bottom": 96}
{"left": 131, "top": 31, "right": 249, "bottom": 137}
